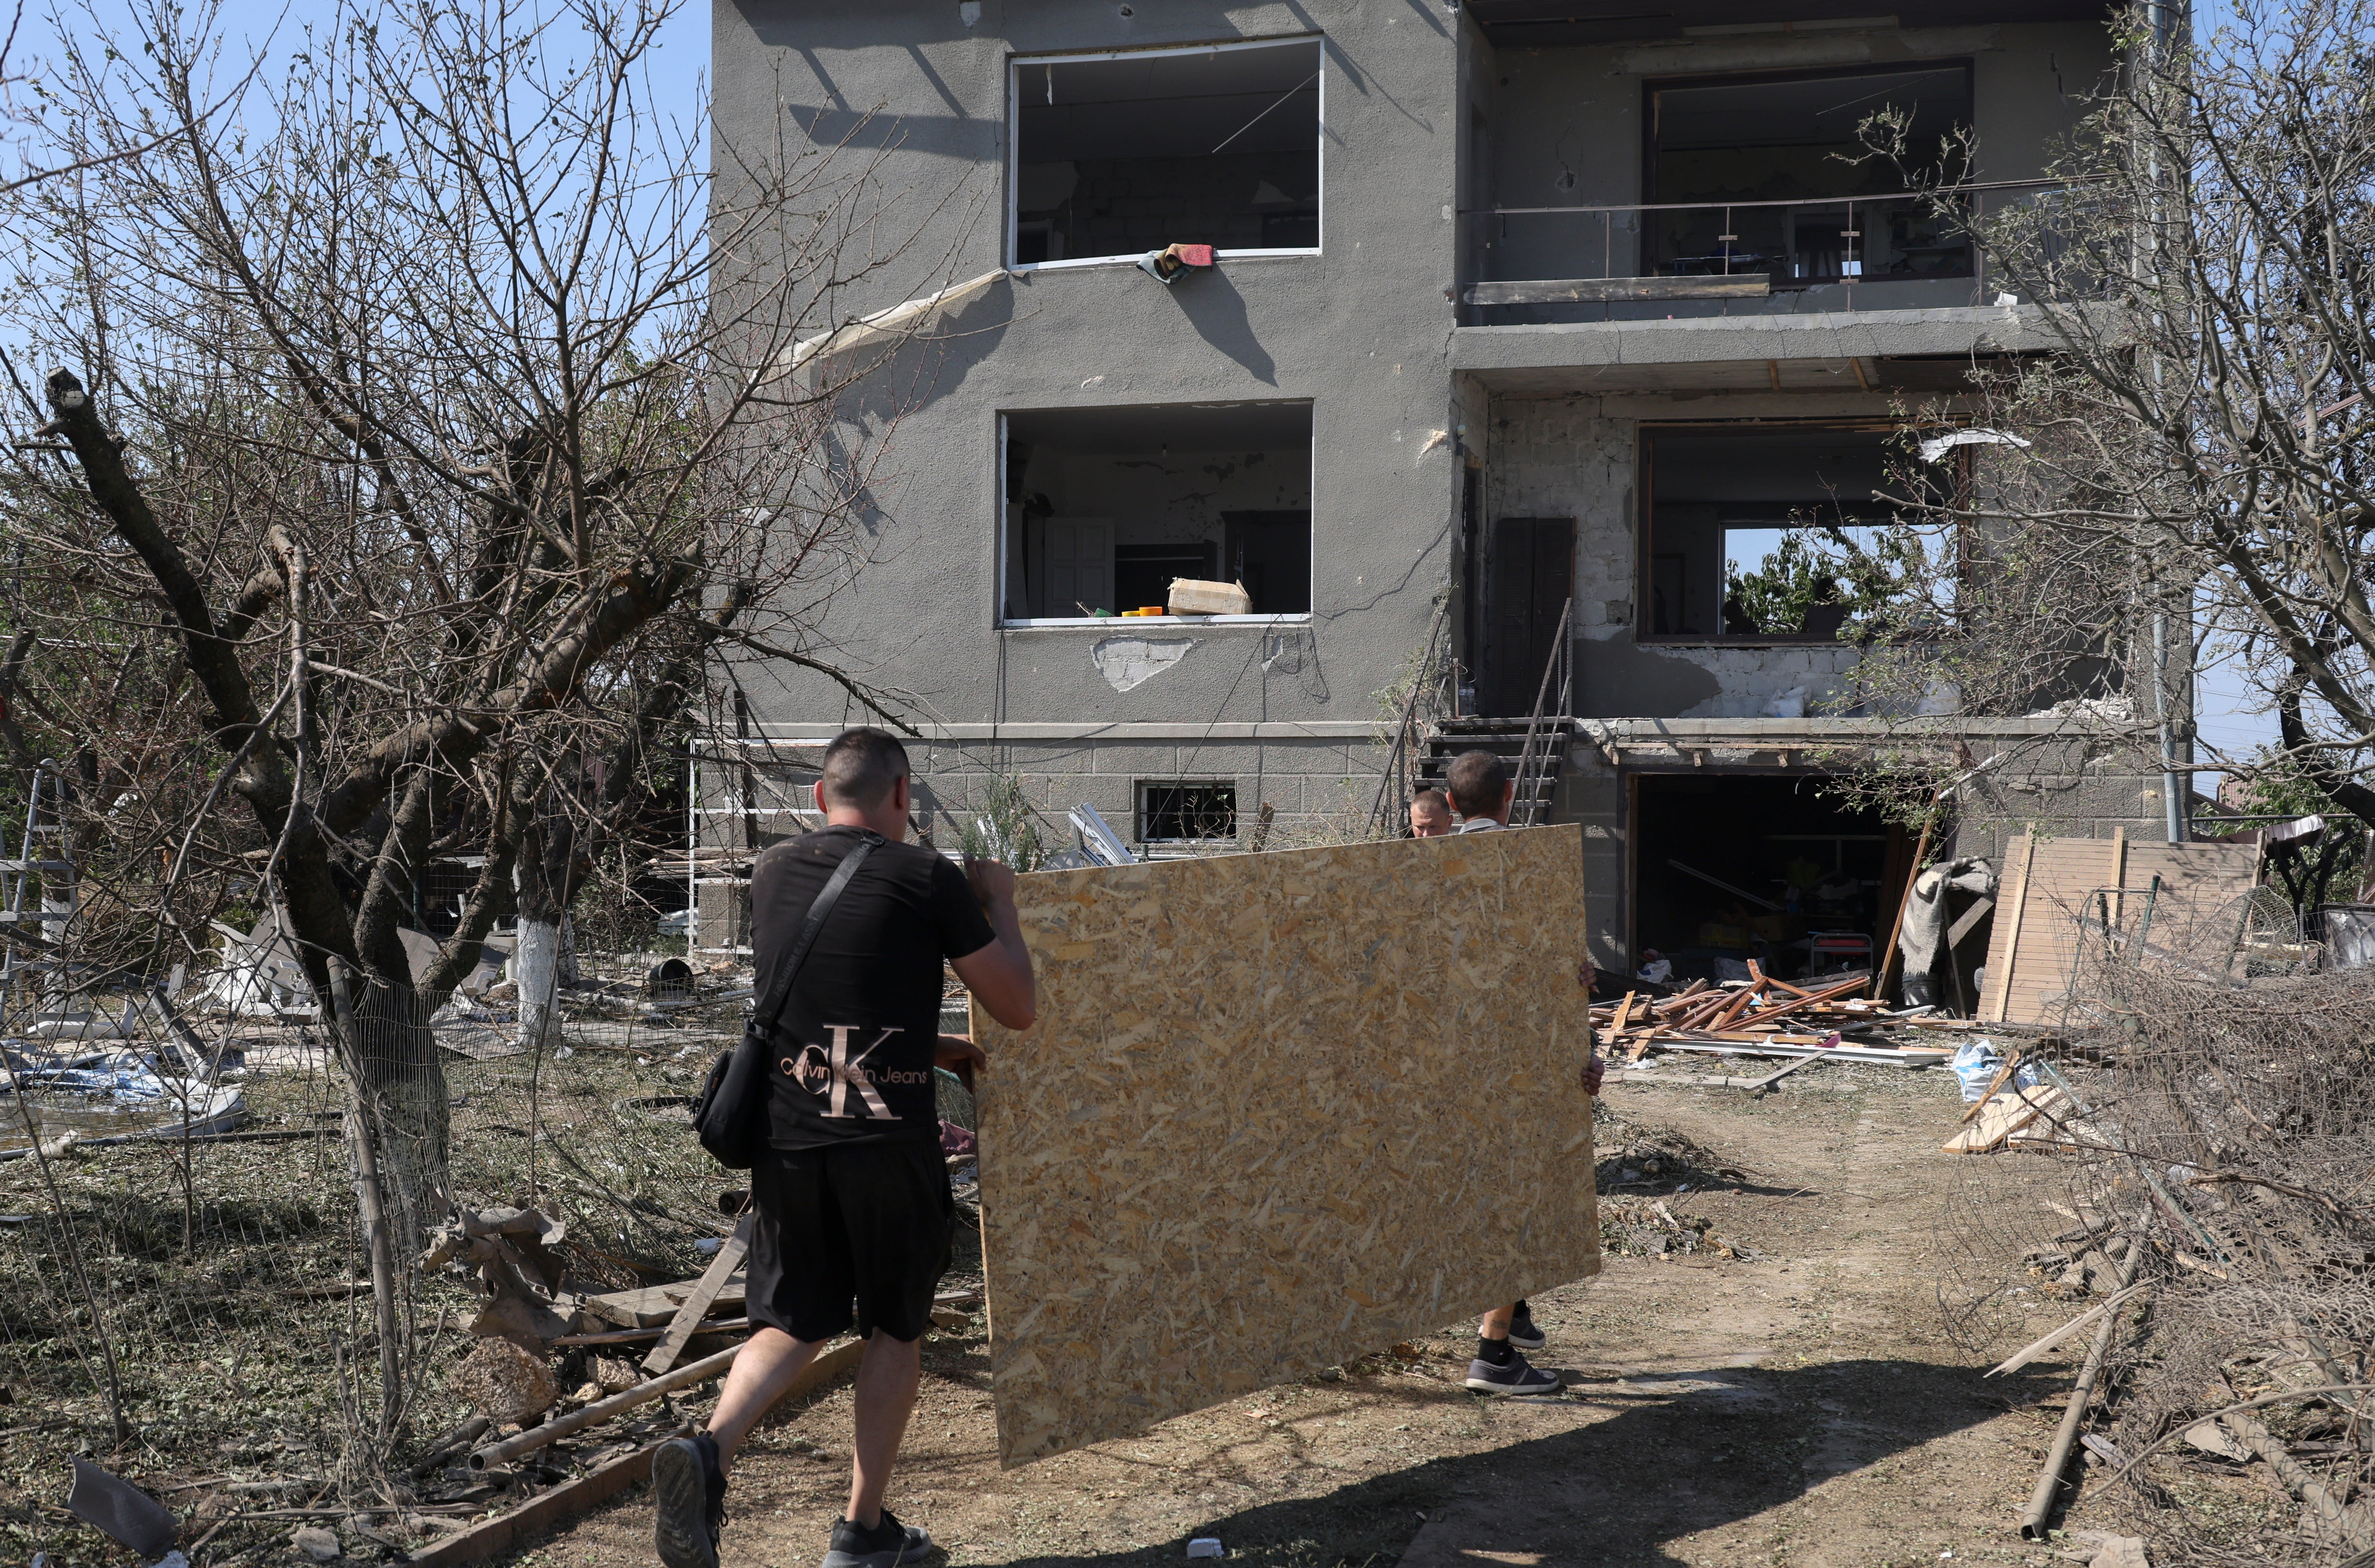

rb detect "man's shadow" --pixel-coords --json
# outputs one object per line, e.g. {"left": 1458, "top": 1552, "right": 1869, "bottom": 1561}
{"left": 989, "top": 1358, "right": 2062, "bottom": 1568}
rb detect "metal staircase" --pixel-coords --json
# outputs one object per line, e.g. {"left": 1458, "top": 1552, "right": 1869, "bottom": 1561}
{"left": 1413, "top": 599, "right": 1573, "bottom": 827}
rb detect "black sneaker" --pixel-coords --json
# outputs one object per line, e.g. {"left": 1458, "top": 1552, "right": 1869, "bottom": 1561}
{"left": 653, "top": 1432, "right": 727, "bottom": 1568}
{"left": 1465, "top": 1351, "right": 1563, "bottom": 1397}
{"left": 1506, "top": 1302, "right": 1546, "bottom": 1353}
{"left": 822, "top": 1508, "right": 937, "bottom": 1568}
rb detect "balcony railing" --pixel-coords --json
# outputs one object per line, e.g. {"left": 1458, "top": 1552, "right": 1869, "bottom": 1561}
{"left": 1459, "top": 178, "right": 2083, "bottom": 316}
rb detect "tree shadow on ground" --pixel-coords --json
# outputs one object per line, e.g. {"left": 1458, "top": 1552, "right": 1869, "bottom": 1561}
{"left": 995, "top": 1357, "right": 2061, "bottom": 1568}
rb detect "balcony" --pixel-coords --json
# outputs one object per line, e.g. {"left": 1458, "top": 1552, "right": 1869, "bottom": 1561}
{"left": 1452, "top": 181, "right": 2083, "bottom": 391}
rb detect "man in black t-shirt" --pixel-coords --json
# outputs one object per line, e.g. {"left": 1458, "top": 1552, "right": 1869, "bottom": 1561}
{"left": 655, "top": 728, "right": 1037, "bottom": 1568}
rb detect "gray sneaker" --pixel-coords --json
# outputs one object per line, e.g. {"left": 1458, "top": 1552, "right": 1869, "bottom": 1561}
{"left": 1506, "top": 1302, "right": 1546, "bottom": 1353}
{"left": 822, "top": 1508, "right": 938, "bottom": 1568}
{"left": 1464, "top": 1351, "right": 1562, "bottom": 1397}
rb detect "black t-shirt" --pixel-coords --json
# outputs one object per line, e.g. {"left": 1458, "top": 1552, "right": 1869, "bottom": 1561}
{"left": 750, "top": 827, "right": 998, "bottom": 1151}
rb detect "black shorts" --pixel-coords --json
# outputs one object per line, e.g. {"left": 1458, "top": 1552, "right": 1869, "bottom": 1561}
{"left": 746, "top": 1140, "right": 953, "bottom": 1344}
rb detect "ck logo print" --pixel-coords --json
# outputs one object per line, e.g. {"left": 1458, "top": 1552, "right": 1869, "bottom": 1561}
{"left": 784, "top": 1025, "right": 902, "bottom": 1119}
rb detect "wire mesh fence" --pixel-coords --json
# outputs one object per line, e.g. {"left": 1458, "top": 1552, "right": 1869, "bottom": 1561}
{"left": 1926, "top": 882, "right": 2374, "bottom": 1567}
{"left": 0, "top": 934, "right": 816, "bottom": 1567}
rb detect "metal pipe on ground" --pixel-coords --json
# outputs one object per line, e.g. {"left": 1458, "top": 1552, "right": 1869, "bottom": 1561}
{"left": 469, "top": 1334, "right": 870, "bottom": 1472}
{"left": 2019, "top": 1246, "right": 2145, "bottom": 1538}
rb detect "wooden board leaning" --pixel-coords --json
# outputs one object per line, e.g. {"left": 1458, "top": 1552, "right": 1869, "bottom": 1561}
{"left": 971, "top": 824, "right": 1599, "bottom": 1468}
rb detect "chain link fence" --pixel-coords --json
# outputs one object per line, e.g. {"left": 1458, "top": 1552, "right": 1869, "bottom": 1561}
{"left": 1927, "top": 881, "right": 2374, "bottom": 1567}
{"left": 0, "top": 933, "right": 871, "bottom": 1567}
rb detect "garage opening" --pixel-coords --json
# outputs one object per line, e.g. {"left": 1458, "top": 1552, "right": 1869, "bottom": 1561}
{"left": 1001, "top": 401, "right": 1312, "bottom": 623}
{"left": 1011, "top": 39, "right": 1322, "bottom": 267}
{"left": 1632, "top": 773, "right": 1917, "bottom": 987}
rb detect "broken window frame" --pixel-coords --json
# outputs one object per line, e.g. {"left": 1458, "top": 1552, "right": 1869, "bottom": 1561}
{"left": 994, "top": 403, "right": 1318, "bottom": 629}
{"left": 1006, "top": 36, "right": 1327, "bottom": 274}
{"left": 1633, "top": 419, "right": 1971, "bottom": 647}
{"left": 1137, "top": 780, "right": 1239, "bottom": 845}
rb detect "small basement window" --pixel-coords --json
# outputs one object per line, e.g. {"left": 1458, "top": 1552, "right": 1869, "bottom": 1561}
{"left": 1012, "top": 39, "right": 1321, "bottom": 267}
{"left": 1002, "top": 401, "right": 1312, "bottom": 624}
{"left": 1139, "top": 782, "right": 1237, "bottom": 843}
{"left": 1639, "top": 423, "right": 1959, "bottom": 642}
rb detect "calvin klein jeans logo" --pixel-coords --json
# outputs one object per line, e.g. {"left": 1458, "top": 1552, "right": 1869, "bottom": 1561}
{"left": 783, "top": 1025, "right": 900, "bottom": 1120}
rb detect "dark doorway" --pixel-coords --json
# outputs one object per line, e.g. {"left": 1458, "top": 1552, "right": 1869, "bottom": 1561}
{"left": 1630, "top": 772, "right": 1912, "bottom": 984}
{"left": 1222, "top": 510, "right": 1311, "bottom": 615}
{"left": 1484, "top": 516, "right": 1574, "bottom": 715}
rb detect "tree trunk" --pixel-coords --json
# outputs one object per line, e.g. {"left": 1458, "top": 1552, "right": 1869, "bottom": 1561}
{"left": 336, "top": 977, "right": 451, "bottom": 1258}
{"left": 514, "top": 814, "right": 568, "bottom": 1053}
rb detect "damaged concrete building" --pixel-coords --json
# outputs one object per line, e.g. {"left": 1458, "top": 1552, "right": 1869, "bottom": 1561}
{"left": 704, "top": 0, "right": 2185, "bottom": 985}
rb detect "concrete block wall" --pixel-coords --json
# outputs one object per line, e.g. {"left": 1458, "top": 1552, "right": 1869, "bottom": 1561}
{"left": 690, "top": 734, "right": 1389, "bottom": 947}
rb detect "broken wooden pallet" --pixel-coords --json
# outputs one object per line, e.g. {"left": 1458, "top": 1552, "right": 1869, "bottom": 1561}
{"left": 579, "top": 1272, "right": 746, "bottom": 1330}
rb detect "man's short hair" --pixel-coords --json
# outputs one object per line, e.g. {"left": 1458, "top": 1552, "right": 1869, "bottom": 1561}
{"left": 820, "top": 727, "right": 911, "bottom": 809}
{"left": 1445, "top": 750, "right": 1508, "bottom": 819}
{"left": 1410, "top": 788, "right": 1450, "bottom": 816}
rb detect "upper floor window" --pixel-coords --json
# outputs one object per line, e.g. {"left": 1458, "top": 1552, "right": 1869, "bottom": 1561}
{"left": 1011, "top": 39, "right": 1321, "bottom": 269}
{"left": 1639, "top": 423, "right": 1961, "bottom": 644}
{"left": 1644, "top": 63, "right": 1973, "bottom": 285}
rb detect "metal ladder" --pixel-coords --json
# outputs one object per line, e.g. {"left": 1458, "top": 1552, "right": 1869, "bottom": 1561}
{"left": 0, "top": 759, "right": 76, "bottom": 1003}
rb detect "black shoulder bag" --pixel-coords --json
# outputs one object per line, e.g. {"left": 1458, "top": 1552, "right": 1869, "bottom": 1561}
{"left": 692, "top": 830, "right": 884, "bottom": 1169}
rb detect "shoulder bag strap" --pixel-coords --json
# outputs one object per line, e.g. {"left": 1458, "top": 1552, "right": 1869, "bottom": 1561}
{"left": 751, "top": 830, "right": 885, "bottom": 1039}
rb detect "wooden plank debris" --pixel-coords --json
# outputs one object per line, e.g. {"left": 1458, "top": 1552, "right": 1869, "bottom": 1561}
{"left": 642, "top": 1212, "right": 754, "bottom": 1376}
{"left": 580, "top": 1273, "right": 747, "bottom": 1330}
{"left": 1591, "top": 972, "right": 1942, "bottom": 1067}
{"left": 1978, "top": 831, "right": 2262, "bottom": 1023}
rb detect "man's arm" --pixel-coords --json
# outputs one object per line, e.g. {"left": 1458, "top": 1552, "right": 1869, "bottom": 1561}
{"left": 951, "top": 855, "right": 1037, "bottom": 1029}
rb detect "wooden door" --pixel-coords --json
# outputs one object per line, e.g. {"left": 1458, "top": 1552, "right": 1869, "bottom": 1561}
{"left": 1035, "top": 518, "right": 1112, "bottom": 617}
{"left": 1484, "top": 517, "right": 1575, "bottom": 715}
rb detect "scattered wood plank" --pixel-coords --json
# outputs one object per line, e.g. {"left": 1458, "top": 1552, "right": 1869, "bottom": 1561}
{"left": 405, "top": 1437, "right": 668, "bottom": 1568}
{"left": 1747, "top": 1034, "right": 1841, "bottom": 1096}
{"left": 581, "top": 1273, "right": 747, "bottom": 1330}
{"left": 642, "top": 1212, "right": 755, "bottom": 1376}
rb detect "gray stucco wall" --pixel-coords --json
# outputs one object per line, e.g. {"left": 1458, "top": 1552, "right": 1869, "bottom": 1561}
{"left": 715, "top": 0, "right": 1468, "bottom": 799}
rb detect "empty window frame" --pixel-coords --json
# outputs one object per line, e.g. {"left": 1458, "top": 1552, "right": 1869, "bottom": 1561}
{"left": 1637, "top": 424, "right": 1961, "bottom": 643}
{"left": 1643, "top": 63, "right": 1973, "bottom": 284}
{"left": 1011, "top": 38, "right": 1322, "bottom": 268}
{"left": 1001, "top": 401, "right": 1313, "bottom": 624}
{"left": 1139, "top": 781, "right": 1237, "bottom": 843}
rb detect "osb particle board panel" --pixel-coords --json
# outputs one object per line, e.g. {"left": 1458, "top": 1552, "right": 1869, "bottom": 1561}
{"left": 1978, "top": 831, "right": 2262, "bottom": 1022}
{"left": 971, "top": 825, "right": 1599, "bottom": 1468}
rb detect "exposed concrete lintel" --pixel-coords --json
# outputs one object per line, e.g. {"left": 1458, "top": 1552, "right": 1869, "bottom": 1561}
{"left": 1452, "top": 302, "right": 2075, "bottom": 382}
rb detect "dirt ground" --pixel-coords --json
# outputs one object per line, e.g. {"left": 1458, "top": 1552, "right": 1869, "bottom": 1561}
{"left": 516, "top": 1066, "right": 2125, "bottom": 1568}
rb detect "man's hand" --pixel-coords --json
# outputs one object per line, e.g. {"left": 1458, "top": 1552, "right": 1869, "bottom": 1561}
{"left": 1581, "top": 1053, "right": 1605, "bottom": 1097}
{"left": 1576, "top": 957, "right": 1597, "bottom": 994}
{"left": 935, "top": 1032, "right": 987, "bottom": 1075}
{"left": 963, "top": 853, "right": 1017, "bottom": 908}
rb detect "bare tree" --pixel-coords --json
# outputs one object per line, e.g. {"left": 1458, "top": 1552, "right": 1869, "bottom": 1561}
{"left": 0, "top": 0, "right": 955, "bottom": 1385}
{"left": 1833, "top": 0, "right": 2375, "bottom": 839}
